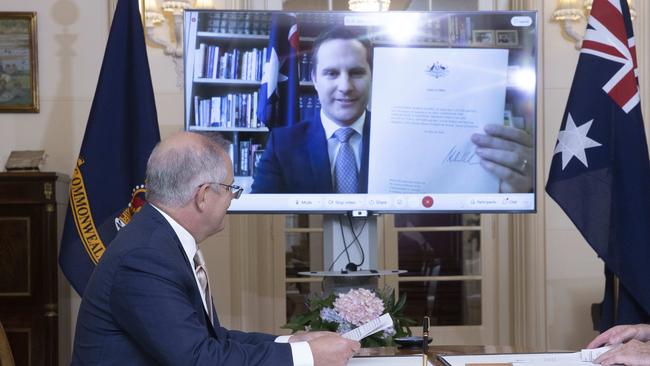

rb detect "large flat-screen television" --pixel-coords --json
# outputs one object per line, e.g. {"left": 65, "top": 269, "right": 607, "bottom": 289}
{"left": 183, "top": 9, "right": 537, "bottom": 213}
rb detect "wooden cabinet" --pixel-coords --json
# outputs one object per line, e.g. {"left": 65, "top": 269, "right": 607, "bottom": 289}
{"left": 0, "top": 172, "right": 68, "bottom": 366}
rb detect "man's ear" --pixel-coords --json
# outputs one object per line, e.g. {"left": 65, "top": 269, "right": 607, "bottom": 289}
{"left": 194, "top": 184, "right": 208, "bottom": 212}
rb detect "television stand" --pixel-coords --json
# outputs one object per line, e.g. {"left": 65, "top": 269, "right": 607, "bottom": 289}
{"left": 298, "top": 270, "right": 405, "bottom": 294}
{"left": 309, "top": 214, "right": 404, "bottom": 293}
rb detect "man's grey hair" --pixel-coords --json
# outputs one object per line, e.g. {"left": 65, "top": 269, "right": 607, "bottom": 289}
{"left": 145, "top": 133, "right": 231, "bottom": 207}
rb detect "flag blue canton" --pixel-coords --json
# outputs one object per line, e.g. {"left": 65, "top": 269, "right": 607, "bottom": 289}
{"left": 256, "top": 13, "right": 300, "bottom": 129}
{"left": 546, "top": 0, "right": 650, "bottom": 326}
{"left": 58, "top": 0, "right": 160, "bottom": 295}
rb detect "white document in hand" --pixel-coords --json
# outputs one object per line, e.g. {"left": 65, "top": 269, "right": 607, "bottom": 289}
{"left": 342, "top": 313, "right": 393, "bottom": 341}
{"left": 368, "top": 47, "right": 509, "bottom": 194}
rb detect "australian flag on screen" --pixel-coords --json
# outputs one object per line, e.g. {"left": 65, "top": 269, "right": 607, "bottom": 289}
{"left": 58, "top": 0, "right": 160, "bottom": 295}
{"left": 546, "top": 0, "right": 650, "bottom": 328}
{"left": 257, "top": 13, "right": 300, "bottom": 129}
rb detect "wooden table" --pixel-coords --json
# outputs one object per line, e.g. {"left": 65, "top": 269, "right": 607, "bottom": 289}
{"left": 357, "top": 345, "right": 517, "bottom": 365}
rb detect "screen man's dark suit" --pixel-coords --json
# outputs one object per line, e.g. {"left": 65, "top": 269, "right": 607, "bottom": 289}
{"left": 71, "top": 204, "right": 292, "bottom": 365}
{"left": 251, "top": 112, "right": 370, "bottom": 193}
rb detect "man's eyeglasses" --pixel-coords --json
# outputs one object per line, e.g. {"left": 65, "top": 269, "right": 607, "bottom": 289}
{"left": 203, "top": 182, "right": 243, "bottom": 199}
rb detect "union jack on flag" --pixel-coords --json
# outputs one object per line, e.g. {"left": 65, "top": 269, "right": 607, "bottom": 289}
{"left": 546, "top": 0, "right": 650, "bottom": 327}
{"left": 582, "top": 0, "right": 639, "bottom": 113}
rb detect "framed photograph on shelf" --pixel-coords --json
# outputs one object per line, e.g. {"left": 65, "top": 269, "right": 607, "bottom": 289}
{"left": 496, "top": 30, "right": 519, "bottom": 47}
{"left": 0, "top": 12, "right": 38, "bottom": 113}
{"left": 472, "top": 30, "right": 495, "bottom": 46}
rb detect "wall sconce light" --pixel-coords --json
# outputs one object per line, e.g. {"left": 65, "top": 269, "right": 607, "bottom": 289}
{"left": 553, "top": 0, "right": 636, "bottom": 50}
{"left": 141, "top": 0, "right": 214, "bottom": 84}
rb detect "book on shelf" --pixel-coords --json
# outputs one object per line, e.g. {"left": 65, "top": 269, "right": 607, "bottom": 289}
{"left": 252, "top": 90, "right": 259, "bottom": 128}
{"left": 194, "top": 96, "right": 200, "bottom": 126}
{"left": 299, "top": 53, "right": 311, "bottom": 82}
{"left": 192, "top": 91, "right": 268, "bottom": 129}
{"left": 213, "top": 46, "right": 221, "bottom": 78}
{"left": 222, "top": 139, "right": 265, "bottom": 177}
{"left": 206, "top": 46, "right": 213, "bottom": 78}
{"left": 218, "top": 13, "right": 228, "bottom": 33}
{"left": 298, "top": 95, "right": 304, "bottom": 121}
{"left": 299, "top": 95, "right": 320, "bottom": 122}
{"left": 303, "top": 96, "right": 313, "bottom": 121}
{"left": 210, "top": 96, "right": 221, "bottom": 127}
{"left": 239, "top": 140, "right": 251, "bottom": 176}
{"left": 231, "top": 133, "right": 239, "bottom": 175}
{"left": 204, "top": 12, "right": 272, "bottom": 36}
{"left": 194, "top": 45, "right": 269, "bottom": 81}
{"left": 251, "top": 147, "right": 264, "bottom": 175}
{"left": 194, "top": 43, "right": 206, "bottom": 78}
{"left": 242, "top": 13, "right": 251, "bottom": 34}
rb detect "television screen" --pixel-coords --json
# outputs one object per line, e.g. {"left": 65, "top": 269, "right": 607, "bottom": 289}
{"left": 183, "top": 10, "right": 537, "bottom": 213}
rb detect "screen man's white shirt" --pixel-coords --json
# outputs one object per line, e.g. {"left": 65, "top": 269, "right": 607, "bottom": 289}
{"left": 321, "top": 109, "right": 365, "bottom": 177}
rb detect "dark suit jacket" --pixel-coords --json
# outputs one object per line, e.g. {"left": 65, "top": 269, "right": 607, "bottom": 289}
{"left": 71, "top": 204, "right": 292, "bottom": 365}
{"left": 251, "top": 112, "right": 371, "bottom": 193}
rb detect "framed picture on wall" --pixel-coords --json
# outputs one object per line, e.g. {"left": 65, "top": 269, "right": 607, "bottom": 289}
{"left": 0, "top": 12, "right": 39, "bottom": 113}
{"left": 472, "top": 30, "right": 495, "bottom": 46}
{"left": 496, "top": 30, "right": 519, "bottom": 47}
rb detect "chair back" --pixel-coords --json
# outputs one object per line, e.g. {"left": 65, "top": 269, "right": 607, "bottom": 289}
{"left": 0, "top": 321, "right": 15, "bottom": 366}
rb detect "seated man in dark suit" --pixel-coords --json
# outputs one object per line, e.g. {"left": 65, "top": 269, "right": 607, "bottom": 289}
{"left": 252, "top": 26, "right": 534, "bottom": 194}
{"left": 71, "top": 131, "right": 359, "bottom": 365}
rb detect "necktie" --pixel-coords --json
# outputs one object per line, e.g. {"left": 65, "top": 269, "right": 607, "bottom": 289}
{"left": 193, "top": 248, "right": 214, "bottom": 324}
{"left": 333, "top": 128, "right": 359, "bottom": 193}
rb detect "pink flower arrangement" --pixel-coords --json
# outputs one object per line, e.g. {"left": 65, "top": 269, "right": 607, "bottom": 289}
{"left": 333, "top": 288, "right": 385, "bottom": 326}
{"left": 284, "top": 286, "right": 414, "bottom": 347}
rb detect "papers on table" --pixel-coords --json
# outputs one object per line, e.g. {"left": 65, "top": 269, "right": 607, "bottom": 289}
{"left": 349, "top": 356, "right": 434, "bottom": 366}
{"left": 438, "top": 346, "right": 612, "bottom": 366}
{"left": 368, "top": 47, "right": 509, "bottom": 193}
{"left": 580, "top": 346, "right": 612, "bottom": 362}
{"left": 342, "top": 313, "right": 394, "bottom": 341}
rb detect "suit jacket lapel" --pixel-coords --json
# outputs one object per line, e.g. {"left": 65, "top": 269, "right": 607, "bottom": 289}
{"left": 306, "top": 114, "right": 333, "bottom": 192}
{"left": 144, "top": 204, "right": 217, "bottom": 334}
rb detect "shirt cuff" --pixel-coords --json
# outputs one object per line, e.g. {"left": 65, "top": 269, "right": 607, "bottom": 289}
{"left": 275, "top": 335, "right": 292, "bottom": 343}
{"left": 275, "top": 336, "right": 314, "bottom": 366}
{"left": 288, "top": 341, "right": 314, "bottom": 366}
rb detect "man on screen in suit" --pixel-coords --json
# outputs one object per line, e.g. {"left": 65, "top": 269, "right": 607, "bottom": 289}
{"left": 251, "top": 27, "right": 534, "bottom": 194}
{"left": 71, "top": 131, "right": 360, "bottom": 365}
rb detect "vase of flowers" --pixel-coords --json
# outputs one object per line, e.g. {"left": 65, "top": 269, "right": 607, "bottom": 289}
{"left": 283, "top": 287, "right": 415, "bottom": 347}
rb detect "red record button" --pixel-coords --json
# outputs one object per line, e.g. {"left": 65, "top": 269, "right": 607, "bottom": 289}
{"left": 422, "top": 196, "right": 434, "bottom": 208}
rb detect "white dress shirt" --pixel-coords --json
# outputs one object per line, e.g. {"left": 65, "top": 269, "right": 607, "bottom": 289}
{"left": 151, "top": 204, "right": 314, "bottom": 366}
{"left": 321, "top": 110, "right": 366, "bottom": 176}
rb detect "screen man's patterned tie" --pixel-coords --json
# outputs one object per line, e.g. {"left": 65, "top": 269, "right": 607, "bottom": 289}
{"left": 334, "top": 128, "right": 359, "bottom": 193}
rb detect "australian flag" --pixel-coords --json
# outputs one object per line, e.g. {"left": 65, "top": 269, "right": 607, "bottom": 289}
{"left": 546, "top": 0, "right": 650, "bottom": 329}
{"left": 59, "top": 0, "right": 160, "bottom": 295}
{"left": 257, "top": 13, "right": 300, "bottom": 129}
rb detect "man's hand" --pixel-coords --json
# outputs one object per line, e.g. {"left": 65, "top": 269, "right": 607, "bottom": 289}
{"left": 588, "top": 324, "right": 650, "bottom": 348}
{"left": 471, "top": 124, "right": 534, "bottom": 193}
{"left": 309, "top": 334, "right": 360, "bottom": 366}
{"left": 594, "top": 340, "right": 650, "bottom": 366}
{"left": 289, "top": 331, "right": 338, "bottom": 343}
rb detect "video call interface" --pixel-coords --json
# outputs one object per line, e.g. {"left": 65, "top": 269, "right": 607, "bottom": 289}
{"left": 184, "top": 10, "right": 537, "bottom": 213}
